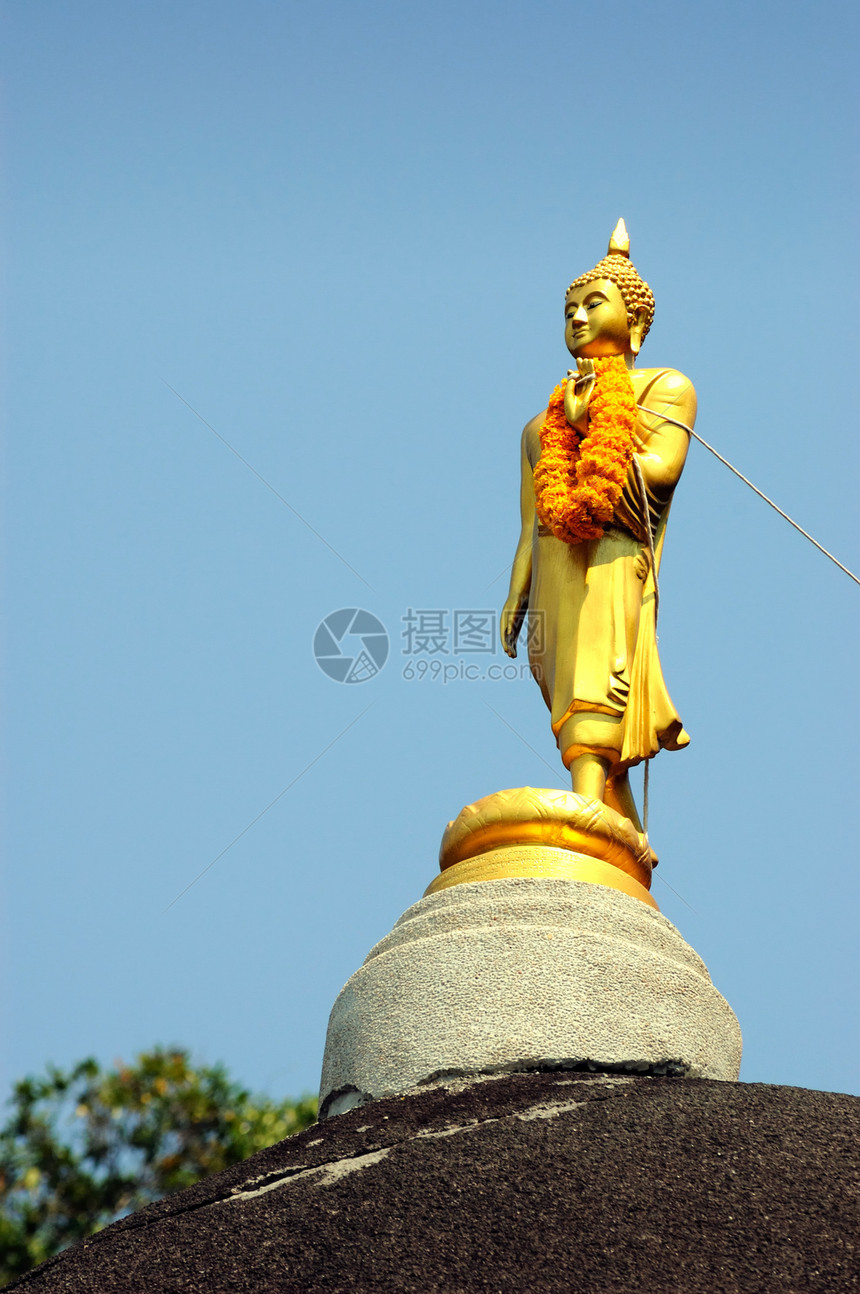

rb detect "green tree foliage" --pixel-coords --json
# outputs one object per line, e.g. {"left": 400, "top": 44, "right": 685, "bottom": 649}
{"left": 0, "top": 1048, "right": 317, "bottom": 1285}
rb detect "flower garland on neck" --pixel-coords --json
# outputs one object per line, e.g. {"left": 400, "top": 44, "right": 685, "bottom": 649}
{"left": 533, "top": 354, "right": 638, "bottom": 544}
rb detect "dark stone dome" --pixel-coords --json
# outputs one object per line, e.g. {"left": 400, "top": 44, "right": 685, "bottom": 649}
{"left": 10, "top": 1072, "right": 859, "bottom": 1294}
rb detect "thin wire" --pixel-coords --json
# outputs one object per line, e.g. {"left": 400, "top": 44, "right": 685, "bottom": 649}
{"left": 638, "top": 404, "right": 860, "bottom": 588}
{"left": 632, "top": 455, "right": 659, "bottom": 621}
{"left": 164, "top": 707, "right": 372, "bottom": 911}
{"left": 485, "top": 563, "right": 514, "bottom": 591}
{"left": 642, "top": 759, "right": 650, "bottom": 838}
{"left": 163, "top": 380, "right": 375, "bottom": 591}
{"left": 651, "top": 866, "right": 698, "bottom": 914}
{"left": 631, "top": 453, "right": 660, "bottom": 840}
{"left": 483, "top": 701, "right": 568, "bottom": 786}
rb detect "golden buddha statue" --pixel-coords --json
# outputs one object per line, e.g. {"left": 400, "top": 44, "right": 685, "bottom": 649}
{"left": 500, "top": 220, "right": 695, "bottom": 834}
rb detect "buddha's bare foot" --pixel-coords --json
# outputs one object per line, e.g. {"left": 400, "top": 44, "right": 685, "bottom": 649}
{"left": 604, "top": 772, "right": 644, "bottom": 835}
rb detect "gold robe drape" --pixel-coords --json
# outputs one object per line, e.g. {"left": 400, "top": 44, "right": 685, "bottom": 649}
{"left": 527, "top": 393, "right": 689, "bottom": 772}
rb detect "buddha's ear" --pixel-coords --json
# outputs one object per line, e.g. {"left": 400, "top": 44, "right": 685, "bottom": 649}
{"left": 628, "top": 307, "right": 648, "bottom": 357}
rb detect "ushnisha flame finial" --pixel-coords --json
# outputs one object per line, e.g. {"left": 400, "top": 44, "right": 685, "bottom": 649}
{"left": 607, "top": 217, "right": 631, "bottom": 258}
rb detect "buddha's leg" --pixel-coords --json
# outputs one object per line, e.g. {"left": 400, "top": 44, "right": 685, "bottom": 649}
{"left": 604, "top": 771, "right": 644, "bottom": 834}
{"left": 560, "top": 711, "right": 622, "bottom": 803}
{"left": 569, "top": 751, "right": 612, "bottom": 801}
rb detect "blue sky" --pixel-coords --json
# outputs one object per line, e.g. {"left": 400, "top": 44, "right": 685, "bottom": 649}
{"left": 3, "top": 0, "right": 858, "bottom": 1103}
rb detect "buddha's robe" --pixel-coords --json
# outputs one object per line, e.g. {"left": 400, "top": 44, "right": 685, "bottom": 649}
{"left": 526, "top": 369, "right": 691, "bottom": 772}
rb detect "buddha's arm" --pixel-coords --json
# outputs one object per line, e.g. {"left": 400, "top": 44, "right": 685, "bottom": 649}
{"left": 500, "top": 417, "right": 540, "bottom": 658}
{"left": 634, "top": 369, "right": 697, "bottom": 502}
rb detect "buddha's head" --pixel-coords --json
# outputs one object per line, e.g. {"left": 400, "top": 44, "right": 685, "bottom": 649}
{"left": 564, "top": 220, "right": 655, "bottom": 361}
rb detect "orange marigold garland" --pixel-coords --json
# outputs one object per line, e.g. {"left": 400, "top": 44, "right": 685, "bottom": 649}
{"left": 533, "top": 355, "right": 638, "bottom": 544}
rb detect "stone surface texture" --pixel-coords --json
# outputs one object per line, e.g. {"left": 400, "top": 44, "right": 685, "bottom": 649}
{"left": 11, "top": 1073, "right": 858, "bottom": 1294}
{"left": 320, "top": 878, "right": 741, "bottom": 1114}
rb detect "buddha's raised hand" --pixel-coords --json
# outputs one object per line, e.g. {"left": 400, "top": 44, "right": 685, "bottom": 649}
{"left": 564, "top": 358, "right": 596, "bottom": 429}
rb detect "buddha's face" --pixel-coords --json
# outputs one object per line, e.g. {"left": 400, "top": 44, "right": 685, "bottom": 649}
{"left": 564, "top": 278, "right": 631, "bottom": 359}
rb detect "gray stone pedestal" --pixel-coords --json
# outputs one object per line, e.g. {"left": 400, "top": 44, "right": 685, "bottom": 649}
{"left": 319, "top": 878, "right": 742, "bottom": 1117}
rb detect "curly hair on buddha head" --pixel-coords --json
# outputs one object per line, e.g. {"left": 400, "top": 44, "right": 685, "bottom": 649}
{"left": 566, "top": 219, "right": 656, "bottom": 344}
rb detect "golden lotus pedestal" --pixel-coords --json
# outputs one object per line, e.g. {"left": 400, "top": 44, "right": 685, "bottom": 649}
{"left": 427, "top": 787, "right": 657, "bottom": 909}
